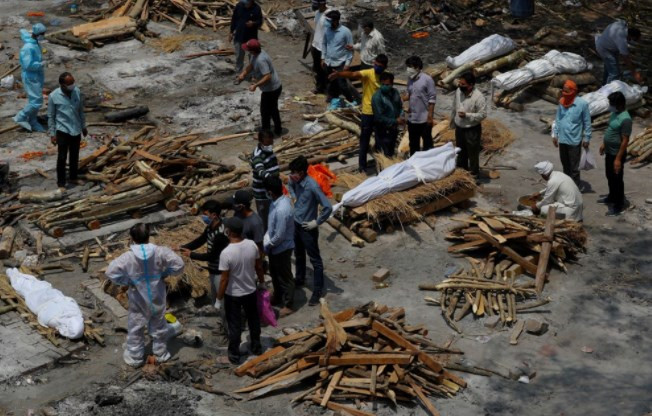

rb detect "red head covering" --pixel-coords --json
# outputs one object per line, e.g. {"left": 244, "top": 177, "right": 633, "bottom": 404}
{"left": 559, "top": 80, "right": 578, "bottom": 108}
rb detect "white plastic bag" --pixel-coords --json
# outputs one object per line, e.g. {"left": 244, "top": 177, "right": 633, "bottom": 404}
{"left": 302, "top": 119, "right": 324, "bottom": 136}
{"left": 579, "top": 148, "right": 596, "bottom": 170}
{"left": 446, "top": 34, "right": 516, "bottom": 69}
{"left": 1, "top": 75, "right": 15, "bottom": 89}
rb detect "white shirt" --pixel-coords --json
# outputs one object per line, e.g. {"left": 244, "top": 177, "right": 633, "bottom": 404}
{"left": 311, "top": 7, "right": 331, "bottom": 51}
{"left": 218, "top": 239, "right": 260, "bottom": 297}
{"left": 450, "top": 88, "right": 487, "bottom": 129}
{"left": 354, "top": 28, "right": 386, "bottom": 65}
{"left": 536, "top": 171, "right": 583, "bottom": 221}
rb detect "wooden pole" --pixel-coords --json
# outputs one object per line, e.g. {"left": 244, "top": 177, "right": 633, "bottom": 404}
{"left": 0, "top": 226, "right": 17, "bottom": 259}
{"left": 326, "top": 217, "right": 365, "bottom": 248}
{"left": 535, "top": 206, "right": 556, "bottom": 294}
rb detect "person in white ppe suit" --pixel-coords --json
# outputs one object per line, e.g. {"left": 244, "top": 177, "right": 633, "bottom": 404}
{"left": 530, "top": 161, "right": 584, "bottom": 222}
{"left": 106, "top": 223, "right": 184, "bottom": 367}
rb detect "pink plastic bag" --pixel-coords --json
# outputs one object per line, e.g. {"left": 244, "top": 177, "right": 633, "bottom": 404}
{"left": 257, "top": 289, "right": 277, "bottom": 327}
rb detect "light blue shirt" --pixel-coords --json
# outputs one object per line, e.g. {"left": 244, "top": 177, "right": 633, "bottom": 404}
{"left": 322, "top": 24, "right": 353, "bottom": 67}
{"left": 265, "top": 195, "right": 295, "bottom": 255}
{"left": 553, "top": 96, "right": 591, "bottom": 145}
{"left": 288, "top": 176, "right": 333, "bottom": 225}
{"left": 47, "top": 87, "right": 86, "bottom": 137}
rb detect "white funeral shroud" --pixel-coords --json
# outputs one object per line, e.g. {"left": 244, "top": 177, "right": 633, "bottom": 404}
{"left": 446, "top": 34, "right": 516, "bottom": 69}
{"left": 7, "top": 268, "right": 84, "bottom": 339}
{"left": 333, "top": 142, "right": 458, "bottom": 212}
{"left": 582, "top": 80, "right": 648, "bottom": 116}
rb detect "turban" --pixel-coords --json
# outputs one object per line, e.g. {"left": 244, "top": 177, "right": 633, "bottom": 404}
{"left": 534, "top": 161, "right": 553, "bottom": 176}
{"left": 32, "top": 23, "right": 46, "bottom": 35}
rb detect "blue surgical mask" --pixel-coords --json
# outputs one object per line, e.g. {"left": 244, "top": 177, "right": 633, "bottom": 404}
{"left": 373, "top": 65, "right": 385, "bottom": 74}
{"left": 201, "top": 215, "right": 211, "bottom": 225}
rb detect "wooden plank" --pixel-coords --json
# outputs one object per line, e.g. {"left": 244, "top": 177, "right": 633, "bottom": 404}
{"left": 277, "top": 317, "right": 370, "bottom": 343}
{"left": 320, "top": 370, "right": 343, "bottom": 407}
{"left": 318, "top": 353, "right": 413, "bottom": 366}
{"left": 477, "top": 232, "right": 538, "bottom": 275}
{"left": 509, "top": 320, "right": 525, "bottom": 345}
{"left": 72, "top": 16, "right": 135, "bottom": 37}
{"left": 448, "top": 231, "right": 527, "bottom": 253}
{"left": 408, "top": 380, "right": 441, "bottom": 416}
{"left": 478, "top": 222, "right": 507, "bottom": 244}
{"left": 535, "top": 206, "right": 556, "bottom": 294}
{"left": 79, "top": 145, "right": 108, "bottom": 169}
{"left": 134, "top": 149, "right": 163, "bottom": 163}
{"left": 320, "top": 299, "right": 348, "bottom": 357}
{"left": 189, "top": 132, "right": 251, "bottom": 147}
{"left": 310, "top": 397, "right": 374, "bottom": 416}
{"left": 235, "top": 360, "right": 314, "bottom": 393}
{"left": 371, "top": 321, "right": 444, "bottom": 374}
{"left": 235, "top": 345, "right": 284, "bottom": 377}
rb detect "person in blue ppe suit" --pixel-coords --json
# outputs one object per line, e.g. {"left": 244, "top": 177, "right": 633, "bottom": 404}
{"left": 106, "top": 223, "right": 185, "bottom": 367}
{"left": 14, "top": 23, "right": 47, "bottom": 132}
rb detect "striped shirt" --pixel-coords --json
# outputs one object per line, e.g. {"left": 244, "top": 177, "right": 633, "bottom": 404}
{"left": 249, "top": 145, "right": 279, "bottom": 200}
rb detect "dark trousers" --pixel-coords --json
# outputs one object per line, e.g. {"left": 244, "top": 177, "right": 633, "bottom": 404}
{"left": 359, "top": 114, "right": 376, "bottom": 171}
{"left": 56, "top": 131, "right": 81, "bottom": 187}
{"left": 605, "top": 152, "right": 626, "bottom": 210}
{"left": 255, "top": 199, "right": 271, "bottom": 232}
{"left": 559, "top": 143, "right": 581, "bottom": 186}
{"left": 294, "top": 222, "right": 324, "bottom": 294}
{"left": 224, "top": 291, "right": 261, "bottom": 360}
{"left": 375, "top": 124, "right": 399, "bottom": 157}
{"left": 261, "top": 86, "right": 282, "bottom": 134}
{"left": 269, "top": 249, "right": 295, "bottom": 309}
{"left": 455, "top": 124, "right": 482, "bottom": 176}
{"left": 326, "top": 64, "right": 361, "bottom": 103}
{"left": 311, "top": 48, "right": 328, "bottom": 93}
{"left": 407, "top": 122, "right": 433, "bottom": 156}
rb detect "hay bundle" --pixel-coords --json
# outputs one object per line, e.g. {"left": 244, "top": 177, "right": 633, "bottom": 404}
{"left": 439, "top": 119, "right": 514, "bottom": 154}
{"left": 339, "top": 167, "right": 477, "bottom": 222}
{"left": 150, "top": 34, "right": 212, "bottom": 53}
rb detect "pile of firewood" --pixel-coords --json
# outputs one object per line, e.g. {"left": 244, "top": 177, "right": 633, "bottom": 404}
{"left": 7, "top": 127, "right": 251, "bottom": 237}
{"left": 628, "top": 126, "right": 652, "bottom": 164}
{"left": 233, "top": 300, "right": 482, "bottom": 416}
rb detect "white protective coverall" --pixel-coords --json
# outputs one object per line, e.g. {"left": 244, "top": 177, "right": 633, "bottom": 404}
{"left": 106, "top": 243, "right": 184, "bottom": 365}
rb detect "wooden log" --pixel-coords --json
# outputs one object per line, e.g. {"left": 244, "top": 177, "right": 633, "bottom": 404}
{"left": 477, "top": 232, "right": 537, "bottom": 275}
{"left": 35, "top": 231, "right": 44, "bottom": 258}
{"left": 355, "top": 227, "right": 377, "bottom": 243}
{"left": 395, "top": 188, "right": 475, "bottom": 224}
{"left": 235, "top": 346, "right": 285, "bottom": 377}
{"left": 473, "top": 50, "right": 526, "bottom": 78}
{"left": 324, "top": 113, "right": 361, "bottom": 136}
{"left": 134, "top": 160, "right": 173, "bottom": 196}
{"left": 128, "top": 0, "right": 147, "bottom": 18}
{"left": 317, "top": 353, "right": 412, "bottom": 366}
{"left": 73, "top": 16, "right": 137, "bottom": 39}
{"left": 326, "top": 217, "right": 365, "bottom": 248}
{"left": 408, "top": 380, "right": 441, "bottom": 416}
{"left": 79, "top": 145, "right": 108, "bottom": 169}
{"left": 183, "top": 49, "right": 234, "bottom": 59}
{"left": 252, "top": 335, "right": 322, "bottom": 376}
{"left": 0, "top": 226, "right": 17, "bottom": 259}
{"left": 535, "top": 205, "right": 555, "bottom": 294}
{"left": 18, "top": 189, "right": 64, "bottom": 203}
{"left": 105, "top": 106, "right": 149, "bottom": 122}
{"left": 549, "top": 72, "right": 598, "bottom": 88}
{"left": 441, "top": 60, "right": 479, "bottom": 87}
{"left": 81, "top": 245, "right": 91, "bottom": 272}
{"left": 189, "top": 132, "right": 251, "bottom": 147}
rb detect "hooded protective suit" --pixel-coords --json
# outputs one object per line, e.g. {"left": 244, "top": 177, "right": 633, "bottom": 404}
{"left": 13, "top": 27, "right": 46, "bottom": 132}
{"left": 106, "top": 244, "right": 184, "bottom": 365}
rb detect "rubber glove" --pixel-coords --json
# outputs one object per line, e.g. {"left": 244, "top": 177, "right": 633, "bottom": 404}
{"left": 302, "top": 220, "right": 318, "bottom": 231}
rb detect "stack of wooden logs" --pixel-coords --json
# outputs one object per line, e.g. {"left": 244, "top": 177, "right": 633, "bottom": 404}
{"left": 274, "top": 126, "right": 358, "bottom": 169}
{"left": 15, "top": 127, "right": 250, "bottom": 237}
{"left": 234, "top": 300, "right": 479, "bottom": 416}
{"left": 628, "top": 126, "right": 652, "bottom": 164}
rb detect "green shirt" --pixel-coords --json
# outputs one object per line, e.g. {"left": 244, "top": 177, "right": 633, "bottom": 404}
{"left": 603, "top": 110, "right": 632, "bottom": 156}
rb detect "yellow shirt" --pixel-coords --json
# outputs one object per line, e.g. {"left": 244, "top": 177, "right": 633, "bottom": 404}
{"left": 359, "top": 68, "right": 380, "bottom": 115}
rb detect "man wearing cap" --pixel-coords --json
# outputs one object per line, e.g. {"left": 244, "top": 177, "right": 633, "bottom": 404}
{"left": 231, "top": 189, "right": 265, "bottom": 251}
{"left": 310, "top": 0, "right": 330, "bottom": 94}
{"left": 13, "top": 23, "right": 47, "bottom": 132}
{"left": 552, "top": 80, "right": 591, "bottom": 188}
{"left": 230, "top": 0, "right": 263, "bottom": 78}
{"left": 217, "top": 216, "right": 264, "bottom": 364}
{"left": 530, "top": 161, "right": 583, "bottom": 222}
{"left": 237, "top": 39, "right": 283, "bottom": 136}
{"left": 321, "top": 10, "right": 359, "bottom": 104}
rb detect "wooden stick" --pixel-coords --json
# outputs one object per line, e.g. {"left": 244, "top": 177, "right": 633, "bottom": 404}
{"left": 321, "top": 370, "right": 344, "bottom": 407}
{"left": 189, "top": 132, "right": 251, "bottom": 147}
{"left": 535, "top": 206, "right": 556, "bottom": 294}
{"left": 326, "top": 217, "right": 365, "bottom": 248}
{"left": 0, "top": 226, "right": 17, "bottom": 259}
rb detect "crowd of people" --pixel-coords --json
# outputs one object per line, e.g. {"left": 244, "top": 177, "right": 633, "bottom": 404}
{"left": 1, "top": 2, "right": 643, "bottom": 367}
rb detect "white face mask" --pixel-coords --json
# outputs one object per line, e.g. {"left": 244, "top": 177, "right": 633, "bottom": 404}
{"left": 64, "top": 83, "right": 75, "bottom": 92}
{"left": 261, "top": 144, "right": 273, "bottom": 152}
{"left": 407, "top": 67, "right": 418, "bottom": 78}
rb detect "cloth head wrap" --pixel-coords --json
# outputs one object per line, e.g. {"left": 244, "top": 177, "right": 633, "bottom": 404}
{"left": 534, "top": 161, "right": 553, "bottom": 176}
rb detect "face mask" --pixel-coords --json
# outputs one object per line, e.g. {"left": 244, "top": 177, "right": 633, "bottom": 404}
{"left": 380, "top": 85, "right": 392, "bottom": 94}
{"left": 608, "top": 105, "right": 617, "bottom": 113}
{"left": 324, "top": 18, "right": 332, "bottom": 25}
{"left": 289, "top": 173, "right": 301, "bottom": 183}
{"left": 37, "top": 35, "right": 45, "bottom": 42}
{"left": 407, "top": 67, "right": 418, "bottom": 78}
{"left": 201, "top": 215, "right": 212, "bottom": 225}
{"left": 373, "top": 65, "right": 384, "bottom": 74}
{"left": 261, "top": 144, "right": 273, "bottom": 152}
{"left": 458, "top": 85, "right": 470, "bottom": 94}
{"left": 64, "top": 83, "right": 75, "bottom": 92}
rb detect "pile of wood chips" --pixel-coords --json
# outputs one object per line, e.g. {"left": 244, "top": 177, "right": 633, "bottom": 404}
{"left": 233, "top": 300, "right": 478, "bottom": 416}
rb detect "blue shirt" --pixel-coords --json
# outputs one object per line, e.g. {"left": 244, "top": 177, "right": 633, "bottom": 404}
{"left": 322, "top": 24, "right": 353, "bottom": 67}
{"left": 553, "top": 96, "right": 591, "bottom": 145}
{"left": 47, "top": 87, "right": 86, "bottom": 137}
{"left": 265, "top": 195, "right": 295, "bottom": 255}
{"left": 289, "top": 176, "right": 333, "bottom": 225}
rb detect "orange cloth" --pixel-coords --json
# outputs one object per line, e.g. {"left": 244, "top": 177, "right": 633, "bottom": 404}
{"left": 307, "top": 164, "right": 337, "bottom": 198}
{"left": 559, "top": 80, "right": 578, "bottom": 108}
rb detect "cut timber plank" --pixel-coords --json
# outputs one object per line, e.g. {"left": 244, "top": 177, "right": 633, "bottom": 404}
{"left": 277, "top": 317, "right": 370, "bottom": 344}
{"left": 408, "top": 380, "right": 441, "bottom": 416}
{"left": 448, "top": 231, "right": 527, "bottom": 253}
{"left": 234, "top": 360, "right": 314, "bottom": 393}
{"left": 235, "top": 346, "right": 284, "bottom": 377}
{"left": 189, "top": 132, "right": 251, "bottom": 147}
{"left": 79, "top": 145, "right": 108, "bottom": 169}
{"left": 320, "top": 298, "right": 347, "bottom": 356}
{"left": 134, "top": 149, "right": 163, "bottom": 163}
{"left": 318, "top": 353, "right": 413, "bottom": 366}
{"left": 245, "top": 366, "right": 324, "bottom": 399}
{"left": 478, "top": 222, "right": 507, "bottom": 244}
{"left": 371, "top": 321, "right": 444, "bottom": 374}
{"left": 509, "top": 320, "right": 525, "bottom": 345}
{"left": 310, "top": 397, "right": 374, "bottom": 416}
{"left": 320, "top": 370, "right": 343, "bottom": 406}
{"left": 535, "top": 206, "right": 556, "bottom": 294}
{"left": 477, "top": 232, "right": 537, "bottom": 274}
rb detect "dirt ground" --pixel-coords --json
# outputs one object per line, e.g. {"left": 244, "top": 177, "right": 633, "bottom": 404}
{"left": 1, "top": 1, "right": 651, "bottom": 415}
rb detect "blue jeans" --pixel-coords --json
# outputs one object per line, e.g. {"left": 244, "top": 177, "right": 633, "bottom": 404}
{"left": 359, "top": 114, "right": 376, "bottom": 171}
{"left": 600, "top": 50, "right": 620, "bottom": 85}
{"left": 294, "top": 222, "right": 324, "bottom": 294}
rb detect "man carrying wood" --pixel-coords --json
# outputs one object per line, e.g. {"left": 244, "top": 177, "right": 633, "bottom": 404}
{"left": 13, "top": 23, "right": 47, "bottom": 133}
{"left": 249, "top": 129, "right": 279, "bottom": 231}
{"left": 263, "top": 176, "right": 295, "bottom": 317}
{"left": 404, "top": 55, "right": 436, "bottom": 155}
{"left": 106, "top": 223, "right": 185, "bottom": 367}
{"left": 310, "top": 0, "right": 330, "bottom": 94}
{"left": 450, "top": 72, "right": 486, "bottom": 179}
{"left": 530, "top": 161, "right": 583, "bottom": 222}
{"left": 288, "top": 156, "right": 332, "bottom": 306}
{"left": 237, "top": 39, "right": 283, "bottom": 136}
{"left": 552, "top": 80, "right": 592, "bottom": 189}
{"left": 217, "top": 217, "right": 264, "bottom": 364}
{"left": 230, "top": 0, "right": 262, "bottom": 79}
{"left": 328, "top": 54, "right": 388, "bottom": 172}
{"left": 595, "top": 21, "right": 642, "bottom": 85}
{"left": 47, "top": 72, "right": 88, "bottom": 190}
